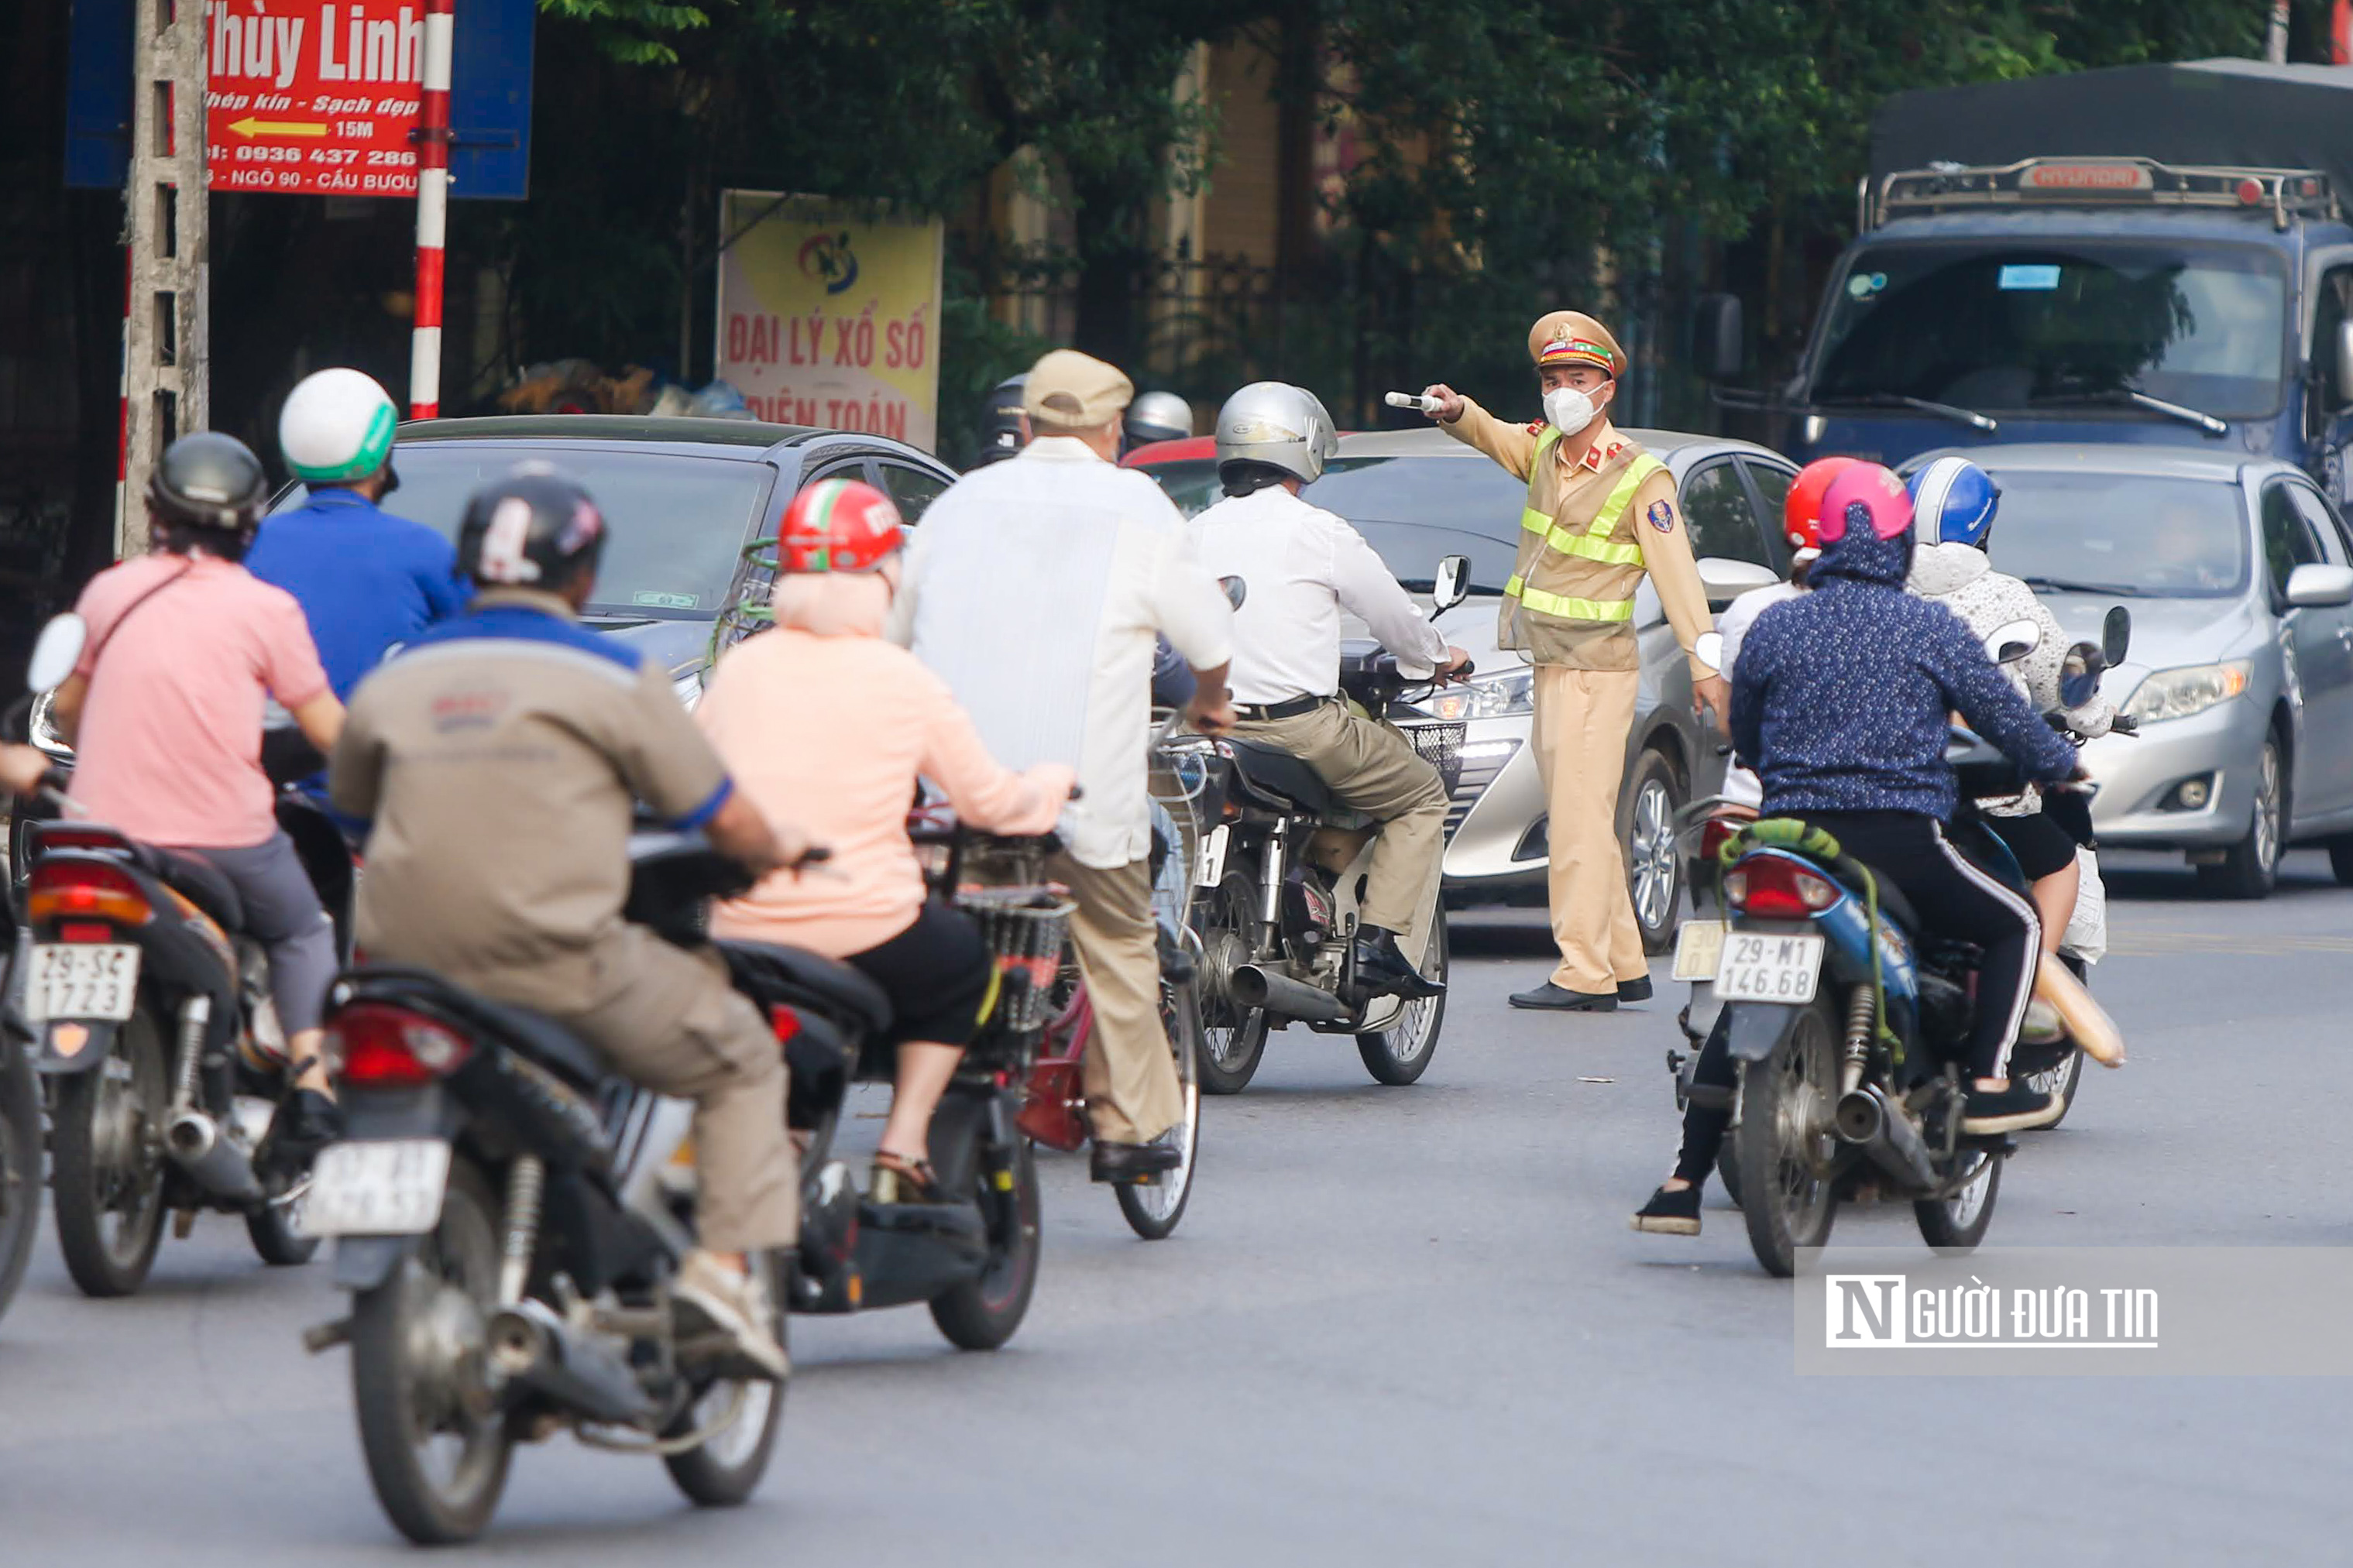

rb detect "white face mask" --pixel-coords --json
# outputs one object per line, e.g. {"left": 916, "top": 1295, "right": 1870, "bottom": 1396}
{"left": 1543, "top": 384, "right": 1606, "bottom": 436}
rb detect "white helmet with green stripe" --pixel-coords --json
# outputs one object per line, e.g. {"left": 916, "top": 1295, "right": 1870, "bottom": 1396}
{"left": 280, "top": 368, "right": 397, "bottom": 485}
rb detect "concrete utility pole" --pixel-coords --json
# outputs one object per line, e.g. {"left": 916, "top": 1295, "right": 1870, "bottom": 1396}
{"left": 119, "top": 0, "right": 211, "bottom": 557}
{"left": 2268, "top": 0, "right": 2291, "bottom": 63}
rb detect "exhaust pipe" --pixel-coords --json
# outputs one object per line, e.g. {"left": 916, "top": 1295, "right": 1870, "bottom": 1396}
{"left": 1833, "top": 1083, "right": 1938, "bottom": 1189}
{"left": 164, "top": 1110, "right": 263, "bottom": 1204}
{"left": 487, "top": 1300, "right": 654, "bottom": 1425}
{"left": 1231, "top": 963, "right": 1350, "bottom": 1023}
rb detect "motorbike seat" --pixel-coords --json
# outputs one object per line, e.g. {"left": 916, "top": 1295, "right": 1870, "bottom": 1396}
{"left": 716, "top": 940, "right": 894, "bottom": 1038}
{"left": 342, "top": 966, "right": 609, "bottom": 1086}
{"left": 1836, "top": 859, "right": 1920, "bottom": 935}
{"left": 136, "top": 846, "right": 247, "bottom": 935}
{"left": 1225, "top": 739, "right": 1334, "bottom": 815}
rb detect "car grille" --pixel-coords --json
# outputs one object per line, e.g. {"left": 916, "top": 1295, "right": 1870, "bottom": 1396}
{"left": 1405, "top": 721, "right": 1468, "bottom": 797}
{"left": 1442, "top": 737, "right": 1522, "bottom": 841}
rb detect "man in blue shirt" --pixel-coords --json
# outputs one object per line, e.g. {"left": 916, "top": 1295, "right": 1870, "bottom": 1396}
{"left": 249, "top": 368, "right": 469, "bottom": 708}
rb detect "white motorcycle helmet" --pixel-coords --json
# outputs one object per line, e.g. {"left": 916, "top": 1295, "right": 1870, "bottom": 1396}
{"left": 280, "top": 367, "right": 398, "bottom": 485}
{"left": 1214, "top": 381, "right": 1338, "bottom": 491}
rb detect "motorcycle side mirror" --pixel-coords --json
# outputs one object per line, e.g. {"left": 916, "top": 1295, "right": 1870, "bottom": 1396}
{"left": 1984, "top": 618, "right": 2039, "bottom": 664}
{"left": 1219, "top": 575, "right": 1248, "bottom": 610}
{"left": 2336, "top": 319, "right": 2353, "bottom": 411}
{"left": 1432, "top": 554, "right": 1470, "bottom": 615}
{"left": 2101, "top": 605, "right": 2131, "bottom": 667}
{"left": 26, "top": 613, "right": 87, "bottom": 695}
{"left": 2059, "top": 642, "right": 2104, "bottom": 709}
{"left": 1694, "top": 630, "right": 1727, "bottom": 675}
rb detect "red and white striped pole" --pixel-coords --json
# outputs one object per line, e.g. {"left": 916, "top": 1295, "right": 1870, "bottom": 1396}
{"left": 408, "top": 0, "right": 455, "bottom": 419}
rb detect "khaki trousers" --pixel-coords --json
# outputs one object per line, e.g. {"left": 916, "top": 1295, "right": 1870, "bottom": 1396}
{"left": 1049, "top": 852, "right": 1183, "bottom": 1145}
{"left": 454, "top": 925, "right": 797, "bottom": 1253}
{"left": 1530, "top": 665, "right": 1644, "bottom": 995}
{"left": 1232, "top": 701, "right": 1449, "bottom": 939}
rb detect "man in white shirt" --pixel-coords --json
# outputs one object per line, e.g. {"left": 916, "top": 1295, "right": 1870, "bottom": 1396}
{"left": 893, "top": 349, "right": 1235, "bottom": 1183}
{"left": 1191, "top": 382, "right": 1470, "bottom": 997}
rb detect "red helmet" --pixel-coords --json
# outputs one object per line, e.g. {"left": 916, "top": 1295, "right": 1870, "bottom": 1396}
{"left": 780, "top": 478, "right": 904, "bottom": 574}
{"left": 1783, "top": 456, "right": 1859, "bottom": 553}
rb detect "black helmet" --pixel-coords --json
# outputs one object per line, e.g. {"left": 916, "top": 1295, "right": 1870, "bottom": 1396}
{"left": 456, "top": 466, "right": 607, "bottom": 590}
{"left": 148, "top": 431, "right": 269, "bottom": 537}
{"left": 971, "top": 373, "right": 1028, "bottom": 467}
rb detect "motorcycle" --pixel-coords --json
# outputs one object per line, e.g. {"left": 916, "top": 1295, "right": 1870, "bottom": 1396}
{"left": 1666, "top": 612, "right": 2131, "bottom": 1276}
{"left": 1186, "top": 554, "right": 1472, "bottom": 1094}
{"left": 12, "top": 613, "right": 355, "bottom": 1297}
{"left": 304, "top": 834, "right": 814, "bottom": 1544}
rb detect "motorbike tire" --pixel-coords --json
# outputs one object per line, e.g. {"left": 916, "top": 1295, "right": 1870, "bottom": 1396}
{"left": 1734, "top": 997, "right": 1841, "bottom": 1278}
{"left": 0, "top": 1041, "right": 43, "bottom": 1320}
{"left": 665, "top": 1255, "right": 788, "bottom": 1508}
{"left": 52, "top": 1008, "right": 170, "bottom": 1299}
{"left": 1117, "top": 976, "right": 1203, "bottom": 1240}
{"left": 1196, "top": 870, "right": 1269, "bottom": 1096}
{"left": 929, "top": 1137, "right": 1041, "bottom": 1351}
{"left": 1914, "top": 1148, "right": 2002, "bottom": 1252}
{"left": 246, "top": 1197, "right": 321, "bottom": 1267}
{"left": 350, "top": 1155, "right": 514, "bottom": 1546}
{"left": 2020, "top": 1045, "right": 2083, "bottom": 1131}
{"left": 1355, "top": 918, "right": 1448, "bottom": 1086}
{"left": 1714, "top": 1139, "right": 1743, "bottom": 1211}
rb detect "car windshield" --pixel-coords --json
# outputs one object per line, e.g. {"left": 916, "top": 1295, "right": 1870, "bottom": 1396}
{"left": 1140, "top": 455, "right": 1526, "bottom": 591}
{"left": 1812, "top": 242, "right": 2288, "bottom": 419}
{"left": 1976, "top": 468, "right": 2249, "bottom": 599}
{"left": 270, "top": 445, "right": 772, "bottom": 619}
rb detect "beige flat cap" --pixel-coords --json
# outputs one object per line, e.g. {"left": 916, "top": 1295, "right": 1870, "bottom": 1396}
{"left": 1024, "top": 349, "right": 1134, "bottom": 431}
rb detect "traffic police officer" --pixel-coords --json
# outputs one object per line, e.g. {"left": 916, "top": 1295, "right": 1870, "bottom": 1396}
{"left": 330, "top": 468, "right": 808, "bottom": 1378}
{"left": 1420, "top": 312, "right": 1726, "bottom": 1010}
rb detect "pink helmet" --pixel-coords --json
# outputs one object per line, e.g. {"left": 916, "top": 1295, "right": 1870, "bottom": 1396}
{"left": 1816, "top": 462, "right": 1913, "bottom": 546}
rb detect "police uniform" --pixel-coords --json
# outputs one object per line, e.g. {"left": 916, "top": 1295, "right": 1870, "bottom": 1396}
{"left": 1441, "top": 313, "right": 1719, "bottom": 999}
{"left": 330, "top": 588, "right": 797, "bottom": 1252}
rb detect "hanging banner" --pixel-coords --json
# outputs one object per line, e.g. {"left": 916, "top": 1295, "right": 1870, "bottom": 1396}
{"left": 714, "top": 190, "right": 944, "bottom": 451}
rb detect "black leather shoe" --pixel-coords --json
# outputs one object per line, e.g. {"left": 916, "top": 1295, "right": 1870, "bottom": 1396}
{"left": 1508, "top": 981, "right": 1617, "bottom": 1012}
{"left": 1617, "top": 976, "right": 1654, "bottom": 1004}
{"left": 1156, "top": 925, "right": 1197, "bottom": 986}
{"left": 1350, "top": 928, "right": 1444, "bottom": 1000}
{"left": 257, "top": 1086, "right": 344, "bottom": 1179}
{"left": 1091, "top": 1139, "right": 1183, "bottom": 1184}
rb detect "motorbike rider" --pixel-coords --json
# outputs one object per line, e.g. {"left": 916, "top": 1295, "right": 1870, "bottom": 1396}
{"left": 1630, "top": 464, "right": 2084, "bottom": 1237}
{"left": 246, "top": 369, "right": 469, "bottom": 784}
{"left": 1124, "top": 390, "right": 1195, "bottom": 453}
{"left": 694, "top": 478, "right": 1072, "bottom": 1203}
{"left": 328, "top": 468, "right": 809, "bottom": 1378}
{"left": 1907, "top": 456, "right": 2114, "bottom": 956}
{"left": 48, "top": 432, "right": 347, "bottom": 1155}
{"left": 1190, "top": 380, "right": 1470, "bottom": 997}
{"left": 973, "top": 374, "right": 1030, "bottom": 468}
{"left": 892, "top": 348, "right": 1235, "bottom": 1184}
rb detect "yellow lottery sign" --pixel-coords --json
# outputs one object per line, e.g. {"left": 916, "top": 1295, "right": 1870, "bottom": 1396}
{"left": 715, "top": 190, "right": 944, "bottom": 451}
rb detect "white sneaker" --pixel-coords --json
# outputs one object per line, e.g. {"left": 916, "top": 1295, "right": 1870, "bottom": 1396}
{"left": 672, "top": 1250, "right": 788, "bottom": 1381}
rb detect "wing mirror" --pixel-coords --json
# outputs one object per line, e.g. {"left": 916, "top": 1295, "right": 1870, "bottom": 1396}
{"left": 1694, "top": 630, "right": 1727, "bottom": 675}
{"left": 2101, "top": 605, "right": 2131, "bottom": 667}
{"left": 1691, "top": 293, "right": 1744, "bottom": 383}
{"left": 1696, "top": 557, "right": 1779, "bottom": 606}
{"left": 2285, "top": 562, "right": 2353, "bottom": 609}
{"left": 27, "top": 614, "right": 86, "bottom": 695}
{"left": 1218, "top": 575, "right": 1248, "bottom": 610}
{"left": 1984, "top": 617, "right": 2040, "bottom": 664}
{"left": 1431, "top": 554, "right": 1471, "bottom": 616}
{"left": 2059, "top": 641, "right": 2105, "bottom": 709}
{"left": 2336, "top": 319, "right": 2353, "bottom": 410}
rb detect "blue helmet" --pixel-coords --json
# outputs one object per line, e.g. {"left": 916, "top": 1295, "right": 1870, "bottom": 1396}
{"left": 1907, "top": 457, "right": 1999, "bottom": 548}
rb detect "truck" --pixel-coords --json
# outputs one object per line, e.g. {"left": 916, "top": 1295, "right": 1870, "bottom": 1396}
{"left": 1703, "top": 60, "right": 2353, "bottom": 499}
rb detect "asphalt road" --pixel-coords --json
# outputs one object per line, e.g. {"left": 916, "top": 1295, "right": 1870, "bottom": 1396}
{"left": 5, "top": 850, "right": 2350, "bottom": 1566}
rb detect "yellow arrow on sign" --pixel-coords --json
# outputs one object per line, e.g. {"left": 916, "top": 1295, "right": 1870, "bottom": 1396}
{"left": 227, "top": 117, "right": 329, "bottom": 138}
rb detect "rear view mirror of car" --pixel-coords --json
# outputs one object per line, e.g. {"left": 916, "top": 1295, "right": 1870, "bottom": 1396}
{"left": 2336, "top": 320, "right": 2353, "bottom": 411}
{"left": 2285, "top": 562, "right": 2353, "bottom": 609}
{"left": 1695, "top": 557, "right": 1778, "bottom": 606}
{"left": 1984, "top": 618, "right": 2040, "bottom": 664}
{"left": 2101, "top": 605, "right": 2132, "bottom": 667}
{"left": 1432, "top": 554, "right": 1470, "bottom": 615}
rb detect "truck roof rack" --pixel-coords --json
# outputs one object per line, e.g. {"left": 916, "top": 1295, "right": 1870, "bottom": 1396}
{"left": 1867, "top": 157, "right": 2337, "bottom": 233}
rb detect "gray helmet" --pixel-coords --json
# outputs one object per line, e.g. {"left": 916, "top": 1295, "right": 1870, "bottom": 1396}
{"left": 1125, "top": 390, "right": 1194, "bottom": 450}
{"left": 1214, "top": 381, "right": 1338, "bottom": 488}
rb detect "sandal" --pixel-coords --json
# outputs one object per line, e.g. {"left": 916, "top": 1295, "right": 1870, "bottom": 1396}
{"left": 871, "top": 1149, "right": 940, "bottom": 1205}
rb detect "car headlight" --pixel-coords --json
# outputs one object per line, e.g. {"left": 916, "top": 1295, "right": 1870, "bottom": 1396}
{"left": 1425, "top": 667, "right": 1534, "bottom": 722}
{"left": 671, "top": 667, "right": 704, "bottom": 712}
{"left": 2121, "top": 660, "right": 2250, "bottom": 725}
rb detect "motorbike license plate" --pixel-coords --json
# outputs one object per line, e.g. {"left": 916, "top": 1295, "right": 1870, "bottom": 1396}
{"left": 1195, "top": 824, "right": 1230, "bottom": 888}
{"left": 1714, "top": 932, "right": 1826, "bottom": 1004}
{"left": 1671, "top": 920, "right": 1725, "bottom": 983}
{"left": 301, "top": 1139, "right": 451, "bottom": 1238}
{"left": 22, "top": 944, "right": 141, "bottom": 1024}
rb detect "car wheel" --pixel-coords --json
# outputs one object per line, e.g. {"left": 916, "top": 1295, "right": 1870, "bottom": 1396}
{"left": 2328, "top": 834, "right": 2353, "bottom": 887}
{"left": 1620, "top": 750, "right": 1684, "bottom": 955}
{"left": 2197, "top": 734, "right": 2283, "bottom": 901}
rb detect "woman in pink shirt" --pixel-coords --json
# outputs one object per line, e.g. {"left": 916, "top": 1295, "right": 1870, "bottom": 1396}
{"left": 50, "top": 434, "right": 349, "bottom": 1155}
{"left": 696, "top": 479, "right": 1070, "bottom": 1203}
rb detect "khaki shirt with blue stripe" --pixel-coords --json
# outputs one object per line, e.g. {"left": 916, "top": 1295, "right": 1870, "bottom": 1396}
{"left": 1442, "top": 403, "right": 1716, "bottom": 677}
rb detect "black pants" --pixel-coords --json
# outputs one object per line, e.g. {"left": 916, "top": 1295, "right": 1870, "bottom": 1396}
{"left": 1983, "top": 809, "right": 2077, "bottom": 881}
{"left": 1672, "top": 808, "right": 2040, "bottom": 1186}
{"left": 843, "top": 901, "right": 994, "bottom": 1048}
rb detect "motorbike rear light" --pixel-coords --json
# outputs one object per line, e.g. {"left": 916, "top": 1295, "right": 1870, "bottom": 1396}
{"left": 1699, "top": 811, "right": 1754, "bottom": 866}
{"left": 330, "top": 1003, "right": 473, "bottom": 1088}
{"left": 1723, "top": 857, "right": 1840, "bottom": 919}
{"left": 32, "top": 826, "right": 131, "bottom": 853}
{"left": 768, "top": 1004, "right": 802, "bottom": 1045}
{"left": 55, "top": 921, "right": 115, "bottom": 944}
{"left": 25, "top": 859, "right": 153, "bottom": 927}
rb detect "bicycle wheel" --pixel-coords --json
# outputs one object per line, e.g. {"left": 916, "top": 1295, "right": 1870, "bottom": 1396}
{"left": 1115, "top": 974, "right": 1202, "bottom": 1240}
